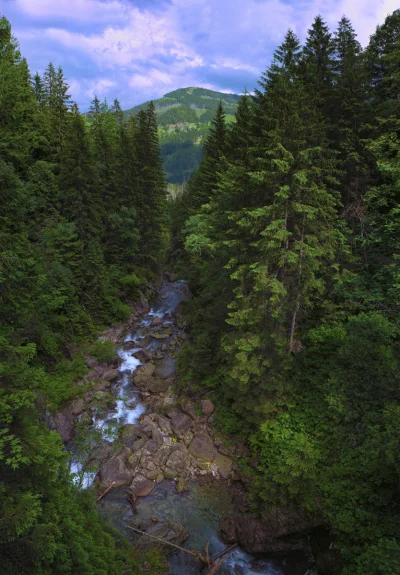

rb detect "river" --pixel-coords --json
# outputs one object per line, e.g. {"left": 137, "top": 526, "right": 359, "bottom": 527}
{"left": 70, "top": 279, "right": 312, "bottom": 575}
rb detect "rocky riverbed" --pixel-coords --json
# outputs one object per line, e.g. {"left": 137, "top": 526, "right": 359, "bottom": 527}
{"left": 54, "top": 276, "right": 315, "bottom": 574}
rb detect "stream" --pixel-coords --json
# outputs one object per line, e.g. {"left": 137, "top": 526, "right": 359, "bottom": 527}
{"left": 70, "top": 279, "right": 312, "bottom": 575}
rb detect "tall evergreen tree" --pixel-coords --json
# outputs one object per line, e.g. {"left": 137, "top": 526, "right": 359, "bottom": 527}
{"left": 331, "top": 17, "right": 371, "bottom": 231}
{"left": 301, "top": 16, "right": 335, "bottom": 118}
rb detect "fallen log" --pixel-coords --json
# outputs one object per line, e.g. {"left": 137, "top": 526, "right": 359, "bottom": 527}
{"left": 210, "top": 543, "right": 237, "bottom": 563}
{"left": 96, "top": 481, "right": 116, "bottom": 502}
{"left": 125, "top": 524, "right": 209, "bottom": 564}
{"left": 207, "top": 559, "right": 225, "bottom": 575}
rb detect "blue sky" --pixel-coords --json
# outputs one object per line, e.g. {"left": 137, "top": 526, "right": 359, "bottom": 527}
{"left": 1, "top": 0, "right": 397, "bottom": 111}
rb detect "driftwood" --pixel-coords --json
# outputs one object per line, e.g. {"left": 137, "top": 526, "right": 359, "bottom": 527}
{"left": 96, "top": 481, "right": 116, "bottom": 502}
{"left": 207, "top": 559, "right": 225, "bottom": 575}
{"left": 125, "top": 524, "right": 237, "bottom": 572}
{"left": 210, "top": 543, "right": 237, "bottom": 562}
{"left": 124, "top": 524, "right": 209, "bottom": 563}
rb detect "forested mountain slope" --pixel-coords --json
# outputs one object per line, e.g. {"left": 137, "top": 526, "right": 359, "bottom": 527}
{"left": 171, "top": 11, "right": 400, "bottom": 575}
{"left": 123, "top": 87, "right": 240, "bottom": 186}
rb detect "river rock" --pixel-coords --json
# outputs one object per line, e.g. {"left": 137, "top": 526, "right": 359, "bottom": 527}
{"left": 129, "top": 474, "right": 155, "bottom": 497}
{"left": 134, "top": 349, "right": 151, "bottom": 363}
{"left": 165, "top": 445, "right": 191, "bottom": 477}
{"left": 165, "top": 406, "right": 181, "bottom": 420}
{"left": 146, "top": 377, "right": 171, "bottom": 393}
{"left": 176, "top": 476, "right": 188, "bottom": 493}
{"left": 151, "top": 316, "right": 163, "bottom": 326}
{"left": 220, "top": 508, "right": 324, "bottom": 553}
{"left": 144, "top": 439, "right": 160, "bottom": 454}
{"left": 97, "top": 450, "right": 134, "bottom": 488}
{"left": 102, "top": 369, "right": 119, "bottom": 382}
{"left": 85, "top": 440, "right": 114, "bottom": 468}
{"left": 180, "top": 398, "right": 197, "bottom": 420}
{"left": 121, "top": 423, "right": 141, "bottom": 436}
{"left": 55, "top": 410, "right": 75, "bottom": 443}
{"left": 135, "top": 335, "right": 152, "bottom": 348}
{"left": 131, "top": 438, "right": 147, "bottom": 452}
{"left": 136, "top": 363, "right": 156, "bottom": 378}
{"left": 85, "top": 356, "right": 98, "bottom": 369}
{"left": 152, "top": 413, "right": 172, "bottom": 434}
{"left": 122, "top": 341, "right": 137, "bottom": 351}
{"left": 151, "top": 330, "right": 171, "bottom": 339}
{"left": 201, "top": 399, "right": 215, "bottom": 416}
{"left": 214, "top": 453, "right": 233, "bottom": 478}
{"left": 70, "top": 397, "right": 85, "bottom": 416}
{"left": 171, "top": 413, "right": 193, "bottom": 436}
{"left": 188, "top": 433, "right": 216, "bottom": 462}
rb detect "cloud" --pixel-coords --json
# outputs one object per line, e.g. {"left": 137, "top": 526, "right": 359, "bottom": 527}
{"left": 3, "top": 0, "right": 398, "bottom": 110}
{"left": 14, "top": 0, "right": 128, "bottom": 23}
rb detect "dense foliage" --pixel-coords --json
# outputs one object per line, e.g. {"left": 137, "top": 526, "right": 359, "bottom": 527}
{"left": 171, "top": 11, "right": 400, "bottom": 573}
{"left": 124, "top": 87, "right": 240, "bottom": 184}
{"left": 0, "top": 17, "right": 167, "bottom": 574}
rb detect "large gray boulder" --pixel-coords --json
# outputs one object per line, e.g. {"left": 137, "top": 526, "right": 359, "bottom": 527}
{"left": 220, "top": 508, "right": 324, "bottom": 553}
{"left": 102, "top": 369, "right": 119, "bottom": 382}
{"left": 55, "top": 410, "right": 75, "bottom": 443}
{"left": 188, "top": 433, "right": 216, "bottom": 462}
{"left": 97, "top": 450, "right": 134, "bottom": 488}
{"left": 171, "top": 413, "right": 193, "bottom": 436}
{"left": 129, "top": 474, "right": 155, "bottom": 497}
{"left": 165, "top": 445, "right": 191, "bottom": 478}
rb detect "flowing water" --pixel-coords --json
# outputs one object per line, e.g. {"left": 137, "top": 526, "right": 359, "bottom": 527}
{"left": 70, "top": 280, "right": 312, "bottom": 575}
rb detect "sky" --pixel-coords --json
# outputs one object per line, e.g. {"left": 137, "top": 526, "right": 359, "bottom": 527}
{"left": 1, "top": 0, "right": 398, "bottom": 111}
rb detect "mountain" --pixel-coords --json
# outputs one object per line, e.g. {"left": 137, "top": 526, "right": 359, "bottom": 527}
{"left": 123, "top": 87, "right": 241, "bottom": 187}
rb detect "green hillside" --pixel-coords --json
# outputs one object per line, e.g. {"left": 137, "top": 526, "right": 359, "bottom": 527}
{"left": 124, "top": 87, "right": 240, "bottom": 184}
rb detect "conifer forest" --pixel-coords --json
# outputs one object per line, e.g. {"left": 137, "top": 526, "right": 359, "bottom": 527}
{"left": 1, "top": 9, "right": 400, "bottom": 575}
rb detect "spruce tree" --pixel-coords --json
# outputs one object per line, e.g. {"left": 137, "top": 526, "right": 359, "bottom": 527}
{"left": 331, "top": 17, "right": 371, "bottom": 226}
{"left": 220, "top": 30, "right": 345, "bottom": 427}
{"left": 301, "top": 16, "right": 335, "bottom": 118}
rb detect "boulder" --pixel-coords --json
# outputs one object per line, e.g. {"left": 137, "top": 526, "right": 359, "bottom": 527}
{"left": 97, "top": 451, "right": 134, "bottom": 488}
{"left": 136, "top": 363, "right": 156, "bottom": 378}
{"left": 55, "top": 410, "right": 75, "bottom": 443}
{"left": 153, "top": 414, "right": 172, "bottom": 434}
{"left": 129, "top": 474, "right": 155, "bottom": 497}
{"left": 131, "top": 438, "right": 147, "bottom": 452}
{"left": 151, "top": 316, "right": 163, "bottom": 326}
{"left": 85, "top": 440, "right": 114, "bottom": 468}
{"left": 171, "top": 413, "right": 193, "bottom": 436}
{"left": 122, "top": 341, "right": 137, "bottom": 351}
{"left": 150, "top": 332, "right": 170, "bottom": 340}
{"left": 176, "top": 476, "right": 188, "bottom": 493}
{"left": 180, "top": 398, "right": 197, "bottom": 420}
{"left": 135, "top": 335, "right": 152, "bottom": 348}
{"left": 70, "top": 397, "right": 85, "bottom": 416}
{"left": 146, "top": 378, "right": 171, "bottom": 393}
{"left": 220, "top": 508, "right": 324, "bottom": 554}
{"left": 214, "top": 453, "right": 233, "bottom": 479}
{"left": 102, "top": 369, "right": 119, "bottom": 382}
{"left": 188, "top": 433, "right": 216, "bottom": 462}
{"left": 85, "top": 356, "right": 98, "bottom": 369}
{"left": 201, "top": 399, "right": 215, "bottom": 416}
{"left": 121, "top": 423, "right": 141, "bottom": 436}
{"left": 144, "top": 439, "right": 160, "bottom": 454}
{"left": 165, "top": 445, "right": 191, "bottom": 477}
{"left": 165, "top": 406, "right": 181, "bottom": 420}
{"left": 134, "top": 349, "right": 152, "bottom": 363}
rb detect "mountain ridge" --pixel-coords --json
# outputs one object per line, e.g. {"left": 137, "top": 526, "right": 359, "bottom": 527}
{"left": 124, "top": 87, "right": 241, "bottom": 185}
